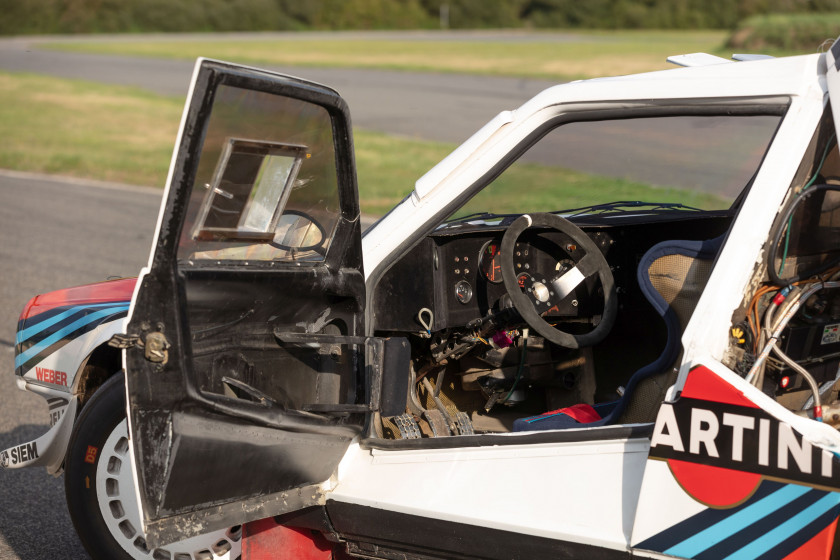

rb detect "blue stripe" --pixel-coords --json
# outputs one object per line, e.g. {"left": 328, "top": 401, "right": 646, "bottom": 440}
{"left": 757, "top": 506, "right": 840, "bottom": 559}
{"left": 15, "top": 310, "right": 128, "bottom": 376}
{"left": 14, "top": 305, "right": 129, "bottom": 369}
{"left": 697, "top": 488, "right": 827, "bottom": 559}
{"left": 634, "top": 481, "right": 784, "bottom": 553}
{"left": 16, "top": 302, "right": 128, "bottom": 344}
{"left": 664, "top": 484, "right": 811, "bottom": 558}
{"left": 726, "top": 492, "right": 840, "bottom": 559}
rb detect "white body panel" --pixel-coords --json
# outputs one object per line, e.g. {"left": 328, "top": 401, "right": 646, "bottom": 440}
{"left": 330, "top": 435, "right": 649, "bottom": 551}
{"left": 19, "top": 317, "right": 127, "bottom": 393}
{"left": 2, "top": 317, "right": 126, "bottom": 473}
{"left": 362, "top": 54, "right": 824, "bottom": 279}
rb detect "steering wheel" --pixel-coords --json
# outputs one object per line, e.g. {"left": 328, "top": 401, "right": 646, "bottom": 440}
{"left": 269, "top": 209, "right": 327, "bottom": 253}
{"left": 500, "top": 213, "right": 617, "bottom": 348}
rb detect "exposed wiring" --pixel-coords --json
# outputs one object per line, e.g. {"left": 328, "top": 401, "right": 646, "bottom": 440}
{"left": 746, "top": 281, "right": 840, "bottom": 421}
{"left": 747, "top": 285, "right": 777, "bottom": 352}
{"left": 504, "top": 328, "right": 528, "bottom": 402}
{"left": 777, "top": 133, "right": 836, "bottom": 277}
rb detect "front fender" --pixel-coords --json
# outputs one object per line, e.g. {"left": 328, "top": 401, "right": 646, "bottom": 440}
{"left": 1, "top": 385, "right": 78, "bottom": 475}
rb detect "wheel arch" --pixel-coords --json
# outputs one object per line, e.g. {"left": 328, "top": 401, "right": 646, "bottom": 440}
{"left": 74, "top": 342, "right": 123, "bottom": 411}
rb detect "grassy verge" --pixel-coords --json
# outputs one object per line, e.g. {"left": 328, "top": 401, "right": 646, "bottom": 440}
{"left": 0, "top": 71, "right": 725, "bottom": 216}
{"left": 0, "top": 72, "right": 182, "bottom": 186}
{"left": 729, "top": 13, "right": 840, "bottom": 53}
{"left": 43, "top": 30, "right": 731, "bottom": 80}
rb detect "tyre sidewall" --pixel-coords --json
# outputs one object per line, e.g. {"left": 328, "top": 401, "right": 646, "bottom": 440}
{"left": 64, "top": 372, "right": 134, "bottom": 560}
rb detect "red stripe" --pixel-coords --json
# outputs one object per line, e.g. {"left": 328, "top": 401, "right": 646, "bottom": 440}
{"left": 21, "top": 277, "right": 136, "bottom": 319}
{"left": 782, "top": 516, "right": 837, "bottom": 560}
{"left": 681, "top": 365, "right": 759, "bottom": 409}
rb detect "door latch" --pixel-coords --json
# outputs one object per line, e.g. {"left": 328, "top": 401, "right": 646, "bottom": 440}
{"left": 144, "top": 332, "right": 170, "bottom": 364}
{"left": 108, "top": 328, "right": 170, "bottom": 365}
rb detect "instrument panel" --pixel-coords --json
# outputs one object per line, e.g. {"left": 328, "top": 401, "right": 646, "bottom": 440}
{"left": 371, "top": 214, "right": 731, "bottom": 335}
{"left": 436, "top": 229, "right": 607, "bottom": 329}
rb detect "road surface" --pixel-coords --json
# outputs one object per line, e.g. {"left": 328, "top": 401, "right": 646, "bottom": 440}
{"left": 0, "top": 33, "right": 557, "bottom": 146}
{"left": 0, "top": 172, "right": 162, "bottom": 559}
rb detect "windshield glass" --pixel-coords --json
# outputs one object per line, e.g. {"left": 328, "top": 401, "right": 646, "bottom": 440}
{"left": 448, "top": 114, "right": 781, "bottom": 221}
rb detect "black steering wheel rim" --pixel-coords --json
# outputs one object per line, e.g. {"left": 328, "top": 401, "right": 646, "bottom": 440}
{"left": 269, "top": 209, "right": 327, "bottom": 253}
{"left": 500, "top": 213, "right": 617, "bottom": 348}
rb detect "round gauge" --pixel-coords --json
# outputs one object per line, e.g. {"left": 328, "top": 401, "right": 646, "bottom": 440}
{"left": 454, "top": 280, "right": 473, "bottom": 304}
{"left": 479, "top": 241, "right": 504, "bottom": 284}
{"left": 556, "top": 258, "right": 575, "bottom": 275}
{"left": 516, "top": 272, "right": 533, "bottom": 290}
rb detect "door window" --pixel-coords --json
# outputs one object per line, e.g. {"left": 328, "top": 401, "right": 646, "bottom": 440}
{"left": 178, "top": 84, "right": 341, "bottom": 263}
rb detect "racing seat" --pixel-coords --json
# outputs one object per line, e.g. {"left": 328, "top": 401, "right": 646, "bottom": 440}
{"left": 513, "top": 236, "right": 724, "bottom": 431}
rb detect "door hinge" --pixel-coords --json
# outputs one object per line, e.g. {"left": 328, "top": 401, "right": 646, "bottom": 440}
{"left": 107, "top": 331, "right": 170, "bottom": 365}
{"left": 108, "top": 333, "right": 142, "bottom": 349}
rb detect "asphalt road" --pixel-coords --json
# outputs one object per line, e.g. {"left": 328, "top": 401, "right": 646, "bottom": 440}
{"left": 0, "top": 172, "right": 162, "bottom": 559}
{"left": 0, "top": 33, "right": 777, "bottom": 197}
{"left": 0, "top": 34, "right": 557, "bottom": 146}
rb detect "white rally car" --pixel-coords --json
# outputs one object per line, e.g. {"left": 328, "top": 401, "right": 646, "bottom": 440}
{"left": 8, "top": 42, "right": 840, "bottom": 560}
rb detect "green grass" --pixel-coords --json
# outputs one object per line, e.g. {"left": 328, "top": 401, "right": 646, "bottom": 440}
{"left": 728, "top": 13, "right": 840, "bottom": 54}
{"left": 0, "top": 71, "right": 726, "bottom": 217}
{"left": 43, "top": 30, "right": 731, "bottom": 80}
{"left": 0, "top": 72, "right": 182, "bottom": 186}
{"left": 457, "top": 163, "right": 726, "bottom": 217}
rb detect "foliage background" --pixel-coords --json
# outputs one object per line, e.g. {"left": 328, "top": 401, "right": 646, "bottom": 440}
{"left": 4, "top": 0, "right": 840, "bottom": 35}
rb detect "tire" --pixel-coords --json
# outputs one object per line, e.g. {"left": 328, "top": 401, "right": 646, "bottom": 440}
{"left": 65, "top": 372, "right": 242, "bottom": 560}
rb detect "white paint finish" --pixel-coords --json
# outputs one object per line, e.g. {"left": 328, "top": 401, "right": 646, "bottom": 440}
{"left": 11, "top": 319, "right": 125, "bottom": 473}
{"left": 632, "top": 358, "right": 840, "bottom": 546}
{"left": 362, "top": 54, "right": 823, "bottom": 279}
{"left": 414, "top": 110, "right": 514, "bottom": 199}
{"left": 686, "top": 357, "right": 840, "bottom": 452}
{"left": 667, "top": 53, "right": 732, "bottom": 67}
{"left": 20, "top": 317, "right": 127, "bottom": 394}
{"left": 331, "top": 436, "right": 650, "bottom": 550}
{"left": 0, "top": 394, "right": 77, "bottom": 474}
{"left": 630, "top": 459, "right": 708, "bottom": 547}
{"left": 679, "top": 80, "right": 827, "bottom": 384}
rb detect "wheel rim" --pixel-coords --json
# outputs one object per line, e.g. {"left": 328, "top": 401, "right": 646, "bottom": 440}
{"left": 95, "top": 419, "right": 242, "bottom": 560}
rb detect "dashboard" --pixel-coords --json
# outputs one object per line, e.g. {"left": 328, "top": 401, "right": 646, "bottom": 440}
{"left": 372, "top": 213, "right": 732, "bottom": 335}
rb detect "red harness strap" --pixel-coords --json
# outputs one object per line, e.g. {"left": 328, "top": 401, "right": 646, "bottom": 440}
{"left": 538, "top": 403, "right": 601, "bottom": 423}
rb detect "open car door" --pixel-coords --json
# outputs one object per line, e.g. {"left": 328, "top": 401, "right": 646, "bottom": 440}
{"left": 123, "top": 59, "right": 369, "bottom": 547}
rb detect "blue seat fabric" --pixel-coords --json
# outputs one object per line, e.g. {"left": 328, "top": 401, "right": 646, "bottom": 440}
{"left": 512, "top": 236, "right": 723, "bottom": 432}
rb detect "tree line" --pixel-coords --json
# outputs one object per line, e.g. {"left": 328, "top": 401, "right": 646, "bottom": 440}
{"left": 3, "top": 0, "right": 840, "bottom": 35}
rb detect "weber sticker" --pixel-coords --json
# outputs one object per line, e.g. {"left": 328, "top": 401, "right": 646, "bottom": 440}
{"left": 34, "top": 366, "right": 68, "bottom": 386}
{"left": 821, "top": 323, "right": 840, "bottom": 345}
